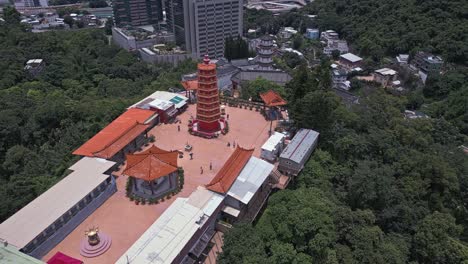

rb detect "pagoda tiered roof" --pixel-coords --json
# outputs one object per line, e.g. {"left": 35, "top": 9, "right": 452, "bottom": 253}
{"left": 123, "top": 145, "right": 178, "bottom": 181}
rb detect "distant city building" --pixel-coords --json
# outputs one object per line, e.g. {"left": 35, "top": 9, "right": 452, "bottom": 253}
{"left": 305, "top": 28, "right": 319, "bottom": 40}
{"left": 24, "top": 59, "right": 45, "bottom": 77}
{"left": 246, "top": 0, "right": 305, "bottom": 13}
{"left": 164, "top": 0, "right": 186, "bottom": 47}
{"left": 374, "top": 68, "right": 398, "bottom": 87}
{"left": 404, "top": 110, "right": 429, "bottom": 119}
{"left": 339, "top": 53, "right": 363, "bottom": 70}
{"left": 139, "top": 44, "right": 193, "bottom": 66}
{"left": 184, "top": 0, "right": 243, "bottom": 58}
{"left": 112, "top": 0, "right": 163, "bottom": 27}
{"left": 321, "top": 30, "right": 349, "bottom": 55}
{"left": 323, "top": 39, "right": 349, "bottom": 55}
{"left": 278, "top": 128, "right": 319, "bottom": 175}
{"left": 112, "top": 26, "right": 174, "bottom": 51}
{"left": 331, "top": 68, "right": 350, "bottom": 90}
{"left": 320, "top": 29, "right": 339, "bottom": 43}
{"left": 396, "top": 54, "right": 409, "bottom": 65}
{"left": 14, "top": 0, "right": 48, "bottom": 8}
{"left": 279, "top": 27, "right": 298, "bottom": 39}
{"left": 412, "top": 51, "right": 443, "bottom": 74}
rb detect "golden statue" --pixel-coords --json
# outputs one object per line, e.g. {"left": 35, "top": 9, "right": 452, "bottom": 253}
{"left": 85, "top": 227, "right": 100, "bottom": 246}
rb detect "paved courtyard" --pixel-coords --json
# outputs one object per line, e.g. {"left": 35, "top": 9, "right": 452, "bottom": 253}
{"left": 43, "top": 105, "right": 273, "bottom": 264}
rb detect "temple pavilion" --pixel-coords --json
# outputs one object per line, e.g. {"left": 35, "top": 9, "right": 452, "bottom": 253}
{"left": 123, "top": 145, "right": 179, "bottom": 199}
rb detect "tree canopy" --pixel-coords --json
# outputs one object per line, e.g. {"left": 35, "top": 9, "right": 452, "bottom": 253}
{"left": 0, "top": 19, "right": 195, "bottom": 221}
{"left": 220, "top": 60, "right": 468, "bottom": 263}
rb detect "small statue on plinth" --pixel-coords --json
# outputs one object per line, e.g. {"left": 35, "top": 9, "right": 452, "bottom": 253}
{"left": 85, "top": 227, "right": 100, "bottom": 246}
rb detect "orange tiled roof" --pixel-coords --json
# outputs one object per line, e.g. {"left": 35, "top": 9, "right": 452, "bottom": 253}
{"left": 206, "top": 146, "right": 254, "bottom": 194}
{"left": 260, "top": 90, "right": 287, "bottom": 107}
{"left": 123, "top": 145, "right": 178, "bottom": 181}
{"left": 181, "top": 80, "right": 198, "bottom": 90}
{"left": 73, "top": 108, "right": 156, "bottom": 159}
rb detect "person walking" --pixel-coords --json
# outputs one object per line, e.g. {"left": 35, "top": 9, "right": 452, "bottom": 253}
{"left": 200, "top": 166, "right": 204, "bottom": 174}
{"left": 209, "top": 162, "right": 212, "bottom": 171}
{"left": 178, "top": 125, "right": 180, "bottom": 132}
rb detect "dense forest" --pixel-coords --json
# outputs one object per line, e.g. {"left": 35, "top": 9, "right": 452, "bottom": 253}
{"left": 221, "top": 63, "right": 468, "bottom": 263}
{"left": 0, "top": 8, "right": 195, "bottom": 221}
{"left": 220, "top": 0, "right": 468, "bottom": 263}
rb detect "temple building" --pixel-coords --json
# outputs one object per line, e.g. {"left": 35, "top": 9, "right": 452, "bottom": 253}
{"left": 231, "top": 36, "right": 292, "bottom": 94}
{"left": 116, "top": 187, "right": 224, "bottom": 264}
{"left": 190, "top": 55, "right": 226, "bottom": 138}
{"left": 123, "top": 145, "right": 179, "bottom": 199}
{"left": 0, "top": 157, "right": 117, "bottom": 259}
{"left": 206, "top": 146, "right": 275, "bottom": 223}
{"left": 256, "top": 35, "right": 274, "bottom": 70}
{"left": 73, "top": 108, "right": 159, "bottom": 163}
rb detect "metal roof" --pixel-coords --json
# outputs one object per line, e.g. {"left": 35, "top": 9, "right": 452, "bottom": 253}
{"left": 115, "top": 187, "right": 224, "bottom": 264}
{"left": 375, "top": 68, "right": 397, "bottom": 75}
{"left": 149, "top": 98, "right": 174, "bottom": 111}
{"left": 227, "top": 157, "right": 274, "bottom": 204}
{"left": 340, "top": 53, "right": 362, "bottom": 63}
{"left": 280, "top": 129, "right": 319, "bottom": 163}
{"left": 261, "top": 132, "right": 285, "bottom": 152}
{"left": 0, "top": 158, "right": 116, "bottom": 249}
{"left": 130, "top": 91, "right": 188, "bottom": 110}
{"left": 0, "top": 243, "right": 45, "bottom": 264}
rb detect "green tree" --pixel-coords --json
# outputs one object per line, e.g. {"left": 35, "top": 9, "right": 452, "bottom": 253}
{"left": 240, "top": 77, "right": 285, "bottom": 101}
{"left": 413, "top": 212, "right": 468, "bottom": 263}
{"left": 2, "top": 6, "right": 21, "bottom": 24}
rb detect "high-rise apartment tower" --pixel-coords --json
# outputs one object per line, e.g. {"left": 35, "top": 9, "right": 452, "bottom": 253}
{"left": 113, "top": 0, "right": 163, "bottom": 27}
{"left": 165, "top": 0, "right": 243, "bottom": 58}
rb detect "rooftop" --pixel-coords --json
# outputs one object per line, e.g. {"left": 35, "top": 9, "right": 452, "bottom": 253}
{"left": 206, "top": 146, "right": 255, "bottom": 194}
{"left": 131, "top": 91, "right": 188, "bottom": 110}
{"left": 340, "top": 53, "right": 363, "bottom": 63}
{"left": 280, "top": 128, "right": 319, "bottom": 163}
{"left": 148, "top": 98, "right": 174, "bottom": 111}
{"left": 43, "top": 105, "right": 273, "bottom": 264}
{"left": 261, "top": 132, "right": 286, "bottom": 152}
{"left": 0, "top": 243, "right": 45, "bottom": 264}
{"left": 72, "top": 108, "right": 157, "bottom": 158}
{"left": 227, "top": 157, "right": 274, "bottom": 204}
{"left": 181, "top": 80, "right": 198, "bottom": 90}
{"left": 115, "top": 187, "right": 224, "bottom": 264}
{"left": 0, "top": 158, "right": 116, "bottom": 249}
{"left": 375, "top": 68, "right": 397, "bottom": 75}
{"left": 123, "top": 146, "right": 178, "bottom": 181}
{"left": 260, "top": 90, "right": 287, "bottom": 107}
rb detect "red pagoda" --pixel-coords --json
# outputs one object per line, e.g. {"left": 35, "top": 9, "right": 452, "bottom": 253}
{"left": 190, "top": 55, "right": 226, "bottom": 138}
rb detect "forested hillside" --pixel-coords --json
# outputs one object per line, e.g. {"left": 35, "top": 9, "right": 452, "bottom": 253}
{"left": 308, "top": 0, "right": 468, "bottom": 64}
{"left": 220, "top": 63, "right": 468, "bottom": 264}
{"left": 220, "top": 0, "right": 468, "bottom": 262}
{"left": 0, "top": 8, "right": 195, "bottom": 221}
